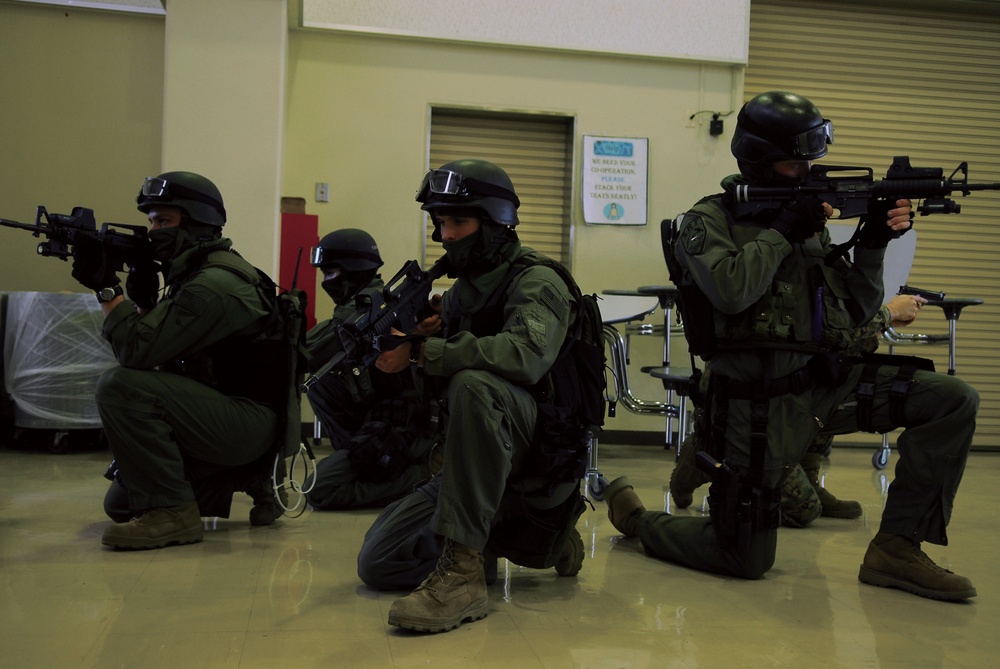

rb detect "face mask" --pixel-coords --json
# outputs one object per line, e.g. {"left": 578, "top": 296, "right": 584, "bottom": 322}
{"left": 441, "top": 228, "right": 483, "bottom": 272}
{"left": 148, "top": 226, "right": 185, "bottom": 262}
{"left": 322, "top": 270, "right": 374, "bottom": 306}
{"left": 322, "top": 277, "right": 353, "bottom": 305}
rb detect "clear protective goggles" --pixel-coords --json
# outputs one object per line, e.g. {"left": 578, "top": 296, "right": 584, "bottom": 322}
{"left": 416, "top": 169, "right": 520, "bottom": 206}
{"left": 791, "top": 119, "right": 834, "bottom": 157}
{"left": 309, "top": 245, "right": 381, "bottom": 269}
{"left": 137, "top": 176, "right": 223, "bottom": 210}
{"left": 138, "top": 176, "right": 173, "bottom": 199}
{"left": 309, "top": 246, "right": 332, "bottom": 267}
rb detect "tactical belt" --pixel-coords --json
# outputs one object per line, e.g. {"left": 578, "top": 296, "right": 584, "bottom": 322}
{"left": 711, "top": 364, "right": 813, "bottom": 402}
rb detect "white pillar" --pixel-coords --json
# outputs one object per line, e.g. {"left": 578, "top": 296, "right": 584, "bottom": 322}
{"left": 161, "top": 0, "right": 286, "bottom": 276}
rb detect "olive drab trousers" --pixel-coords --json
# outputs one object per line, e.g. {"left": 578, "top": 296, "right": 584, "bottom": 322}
{"left": 357, "top": 367, "right": 578, "bottom": 589}
{"left": 96, "top": 367, "right": 277, "bottom": 512}
{"left": 635, "top": 362, "right": 978, "bottom": 579}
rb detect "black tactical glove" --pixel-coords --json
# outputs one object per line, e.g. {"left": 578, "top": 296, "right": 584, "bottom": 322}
{"left": 71, "top": 235, "right": 120, "bottom": 292}
{"left": 858, "top": 198, "right": 907, "bottom": 249}
{"left": 769, "top": 196, "right": 827, "bottom": 244}
{"left": 125, "top": 262, "right": 160, "bottom": 310}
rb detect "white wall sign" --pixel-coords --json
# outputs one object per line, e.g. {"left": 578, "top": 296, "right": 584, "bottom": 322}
{"left": 582, "top": 136, "right": 648, "bottom": 226}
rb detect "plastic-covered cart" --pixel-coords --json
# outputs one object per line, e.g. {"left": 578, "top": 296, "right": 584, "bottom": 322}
{"left": 2, "top": 292, "right": 116, "bottom": 452}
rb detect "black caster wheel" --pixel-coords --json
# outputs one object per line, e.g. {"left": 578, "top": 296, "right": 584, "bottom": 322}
{"left": 587, "top": 476, "right": 609, "bottom": 501}
{"left": 872, "top": 449, "right": 888, "bottom": 470}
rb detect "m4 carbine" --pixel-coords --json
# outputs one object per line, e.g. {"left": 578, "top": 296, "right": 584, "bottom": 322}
{"left": 731, "top": 156, "right": 1000, "bottom": 220}
{"left": 1, "top": 205, "right": 150, "bottom": 271}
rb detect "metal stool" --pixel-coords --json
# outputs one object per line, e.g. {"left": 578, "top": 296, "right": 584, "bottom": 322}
{"left": 646, "top": 366, "right": 693, "bottom": 457}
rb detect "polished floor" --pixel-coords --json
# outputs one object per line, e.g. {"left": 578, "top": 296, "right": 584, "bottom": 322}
{"left": 0, "top": 440, "right": 997, "bottom": 669}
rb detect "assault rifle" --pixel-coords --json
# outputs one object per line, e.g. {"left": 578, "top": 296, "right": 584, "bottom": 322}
{"left": 730, "top": 156, "right": 1000, "bottom": 220}
{"left": 300, "top": 256, "right": 451, "bottom": 392}
{"left": 0, "top": 205, "right": 150, "bottom": 271}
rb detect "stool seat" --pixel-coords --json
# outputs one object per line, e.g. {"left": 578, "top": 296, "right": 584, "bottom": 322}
{"left": 646, "top": 367, "right": 691, "bottom": 380}
{"left": 645, "top": 367, "right": 695, "bottom": 457}
{"left": 924, "top": 297, "right": 984, "bottom": 321}
{"left": 636, "top": 285, "right": 679, "bottom": 309}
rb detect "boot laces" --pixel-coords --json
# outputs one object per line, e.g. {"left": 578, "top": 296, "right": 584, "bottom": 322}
{"left": 418, "top": 540, "right": 458, "bottom": 593}
{"left": 910, "top": 544, "right": 954, "bottom": 575}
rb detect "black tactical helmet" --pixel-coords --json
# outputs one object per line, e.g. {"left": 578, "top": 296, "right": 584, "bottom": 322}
{"left": 731, "top": 91, "right": 833, "bottom": 182}
{"left": 136, "top": 171, "right": 227, "bottom": 227}
{"left": 309, "top": 228, "right": 383, "bottom": 272}
{"left": 416, "top": 159, "right": 520, "bottom": 231}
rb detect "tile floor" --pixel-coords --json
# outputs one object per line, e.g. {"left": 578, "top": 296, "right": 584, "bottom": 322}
{"left": 0, "top": 441, "right": 997, "bottom": 669}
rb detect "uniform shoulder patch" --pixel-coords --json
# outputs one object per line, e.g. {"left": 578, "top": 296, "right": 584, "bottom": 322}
{"left": 681, "top": 215, "right": 707, "bottom": 255}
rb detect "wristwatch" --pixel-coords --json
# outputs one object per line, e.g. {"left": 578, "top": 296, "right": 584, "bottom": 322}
{"left": 408, "top": 342, "right": 424, "bottom": 368}
{"left": 96, "top": 285, "right": 123, "bottom": 303}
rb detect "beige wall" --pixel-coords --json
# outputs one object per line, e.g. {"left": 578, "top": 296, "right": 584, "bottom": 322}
{"left": 0, "top": 3, "right": 164, "bottom": 293}
{"left": 161, "top": 0, "right": 287, "bottom": 278}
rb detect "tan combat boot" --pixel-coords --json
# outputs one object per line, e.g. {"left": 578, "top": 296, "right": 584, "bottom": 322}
{"left": 388, "top": 539, "right": 489, "bottom": 633}
{"left": 800, "top": 451, "right": 862, "bottom": 519}
{"left": 669, "top": 432, "right": 711, "bottom": 509}
{"left": 604, "top": 476, "right": 646, "bottom": 537}
{"left": 859, "top": 532, "right": 977, "bottom": 601}
{"left": 101, "top": 501, "right": 204, "bottom": 550}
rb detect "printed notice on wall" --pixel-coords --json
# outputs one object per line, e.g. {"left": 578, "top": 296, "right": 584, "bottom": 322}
{"left": 582, "top": 136, "right": 648, "bottom": 225}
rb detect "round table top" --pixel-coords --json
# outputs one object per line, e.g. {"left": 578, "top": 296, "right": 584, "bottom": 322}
{"left": 598, "top": 294, "right": 659, "bottom": 324}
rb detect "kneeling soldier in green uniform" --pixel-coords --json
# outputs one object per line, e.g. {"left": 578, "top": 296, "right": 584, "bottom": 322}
{"left": 358, "top": 159, "right": 592, "bottom": 632}
{"left": 304, "top": 228, "right": 439, "bottom": 509}
{"left": 607, "top": 91, "right": 978, "bottom": 602}
{"left": 78, "top": 171, "right": 291, "bottom": 549}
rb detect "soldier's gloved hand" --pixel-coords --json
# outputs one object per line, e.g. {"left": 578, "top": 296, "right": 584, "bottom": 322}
{"left": 71, "top": 235, "right": 120, "bottom": 291}
{"left": 858, "top": 198, "right": 909, "bottom": 249}
{"left": 769, "top": 196, "right": 827, "bottom": 243}
{"left": 126, "top": 262, "right": 160, "bottom": 310}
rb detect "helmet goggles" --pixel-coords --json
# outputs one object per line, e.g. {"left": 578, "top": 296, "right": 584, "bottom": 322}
{"left": 416, "top": 169, "right": 520, "bottom": 207}
{"left": 309, "top": 245, "right": 381, "bottom": 269}
{"left": 791, "top": 120, "right": 834, "bottom": 158}
{"left": 137, "top": 176, "right": 224, "bottom": 211}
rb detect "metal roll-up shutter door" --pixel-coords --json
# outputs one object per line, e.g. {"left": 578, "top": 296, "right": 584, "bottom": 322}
{"left": 746, "top": 1, "right": 1000, "bottom": 449}
{"left": 425, "top": 109, "right": 574, "bottom": 272}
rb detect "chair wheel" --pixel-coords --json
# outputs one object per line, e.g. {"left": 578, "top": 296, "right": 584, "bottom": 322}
{"left": 587, "top": 476, "right": 608, "bottom": 501}
{"left": 872, "top": 449, "right": 888, "bottom": 470}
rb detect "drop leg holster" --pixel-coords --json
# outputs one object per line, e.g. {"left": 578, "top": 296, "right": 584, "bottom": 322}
{"left": 702, "top": 370, "right": 794, "bottom": 554}
{"left": 854, "top": 353, "right": 934, "bottom": 433}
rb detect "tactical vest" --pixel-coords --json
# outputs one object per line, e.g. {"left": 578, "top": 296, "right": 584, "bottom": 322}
{"left": 678, "top": 197, "right": 862, "bottom": 355}
{"left": 444, "top": 251, "right": 606, "bottom": 482}
{"left": 164, "top": 249, "right": 288, "bottom": 409}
